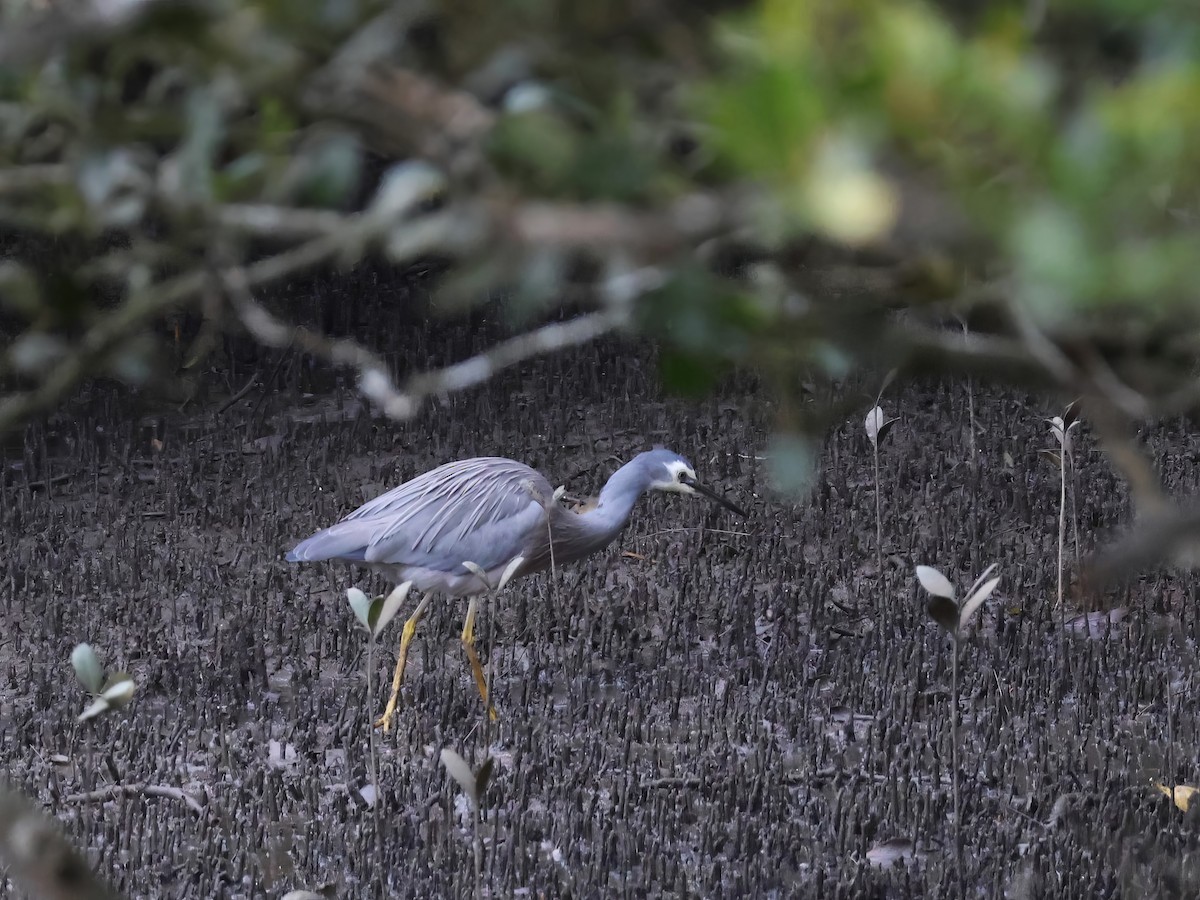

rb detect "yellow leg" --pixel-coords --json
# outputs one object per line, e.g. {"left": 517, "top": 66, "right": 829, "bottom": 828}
{"left": 461, "top": 595, "right": 498, "bottom": 722}
{"left": 375, "top": 593, "right": 432, "bottom": 732}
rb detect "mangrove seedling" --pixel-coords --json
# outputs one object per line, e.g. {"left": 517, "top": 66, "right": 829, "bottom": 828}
{"left": 71, "top": 643, "right": 136, "bottom": 723}
{"left": 915, "top": 562, "right": 1001, "bottom": 899}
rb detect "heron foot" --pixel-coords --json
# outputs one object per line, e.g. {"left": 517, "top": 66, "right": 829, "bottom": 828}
{"left": 461, "top": 596, "right": 498, "bottom": 722}
{"left": 375, "top": 592, "right": 430, "bottom": 733}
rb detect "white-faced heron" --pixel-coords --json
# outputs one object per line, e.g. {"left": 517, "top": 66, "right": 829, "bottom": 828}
{"left": 286, "top": 448, "right": 746, "bottom": 730}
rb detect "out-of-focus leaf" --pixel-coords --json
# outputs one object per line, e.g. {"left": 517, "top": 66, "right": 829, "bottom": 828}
{"left": 0, "top": 261, "right": 41, "bottom": 319}
{"left": 1011, "top": 204, "right": 1093, "bottom": 326}
{"left": 488, "top": 108, "right": 580, "bottom": 195}
{"left": 293, "top": 130, "right": 362, "bottom": 208}
{"left": 105, "top": 333, "right": 159, "bottom": 385}
{"left": 368, "top": 161, "right": 446, "bottom": 224}
{"left": 71, "top": 643, "right": 103, "bottom": 694}
{"left": 767, "top": 433, "right": 815, "bottom": 495}
{"left": 8, "top": 332, "right": 68, "bottom": 376}
{"left": 660, "top": 349, "right": 723, "bottom": 397}
{"left": 805, "top": 138, "right": 898, "bottom": 246}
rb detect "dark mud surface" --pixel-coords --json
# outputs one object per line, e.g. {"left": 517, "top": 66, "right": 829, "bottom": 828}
{"left": 5, "top": 297, "right": 1200, "bottom": 898}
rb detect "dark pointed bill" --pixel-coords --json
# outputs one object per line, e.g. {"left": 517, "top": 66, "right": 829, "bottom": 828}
{"left": 683, "top": 476, "right": 747, "bottom": 517}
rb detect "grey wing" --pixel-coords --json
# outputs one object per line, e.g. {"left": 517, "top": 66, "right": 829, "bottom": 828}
{"left": 345, "top": 457, "right": 554, "bottom": 574}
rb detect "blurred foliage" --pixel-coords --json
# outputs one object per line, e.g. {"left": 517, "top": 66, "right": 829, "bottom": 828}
{"left": 2, "top": 0, "right": 1200, "bottom": 493}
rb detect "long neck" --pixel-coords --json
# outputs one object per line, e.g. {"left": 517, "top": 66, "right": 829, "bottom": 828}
{"left": 547, "top": 459, "right": 648, "bottom": 565}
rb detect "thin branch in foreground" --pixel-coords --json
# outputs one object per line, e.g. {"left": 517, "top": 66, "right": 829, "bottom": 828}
{"left": 1083, "top": 504, "right": 1200, "bottom": 588}
{"left": 388, "top": 308, "right": 626, "bottom": 417}
{"left": 0, "top": 786, "right": 123, "bottom": 900}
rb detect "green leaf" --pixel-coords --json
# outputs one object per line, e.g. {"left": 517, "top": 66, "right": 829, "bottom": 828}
{"left": 767, "top": 433, "right": 815, "bottom": 495}
{"left": 659, "top": 350, "right": 722, "bottom": 396}
{"left": 0, "top": 262, "right": 41, "bottom": 319}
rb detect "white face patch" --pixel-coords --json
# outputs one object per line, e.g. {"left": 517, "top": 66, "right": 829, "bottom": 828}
{"left": 652, "top": 459, "right": 697, "bottom": 494}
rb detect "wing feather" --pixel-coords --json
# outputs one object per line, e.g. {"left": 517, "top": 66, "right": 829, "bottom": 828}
{"left": 291, "top": 457, "right": 554, "bottom": 575}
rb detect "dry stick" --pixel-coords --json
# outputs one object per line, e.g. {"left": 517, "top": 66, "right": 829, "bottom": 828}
{"left": 464, "top": 570, "right": 491, "bottom": 900}
{"left": 1070, "top": 454, "right": 1081, "bottom": 566}
{"left": 1166, "top": 669, "right": 1175, "bottom": 806}
{"left": 962, "top": 321, "right": 977, "bottom": 468}
{"left": 872, "top": 434, "right": 883, "bottom": 577}
{"left": 1058, "top": 438, "right": 1068, "bottom": 675}
{"left": 61, "top": 782, "right": 207, "bottom": 819}
{"left": 225, "top": 261, "right": 626, "bottom": 426}
{"left": 951, "top": 636, "right": 963, "bottom": 900}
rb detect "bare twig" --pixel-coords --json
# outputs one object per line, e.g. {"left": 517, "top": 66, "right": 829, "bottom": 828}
{"left": 223, "top": 259, "right": 628, "bottom": 422}
{"left": 61, "top": 783, "right": 208, "bottom": 819}
{"left": 0, "top": 785, "right": 124, "bottom": 900}
{"left": 395, "top": 309, "right": 626, "bottom": 415}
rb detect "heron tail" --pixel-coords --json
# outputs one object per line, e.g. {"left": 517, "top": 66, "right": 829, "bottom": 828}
{"left": 285, "top": 521, "right": 374, "bottom": 563}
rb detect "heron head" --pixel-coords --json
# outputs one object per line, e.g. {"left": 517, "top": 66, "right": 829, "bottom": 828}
{"left": 642, "top": 449, "right": 747, "bottom": 516}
